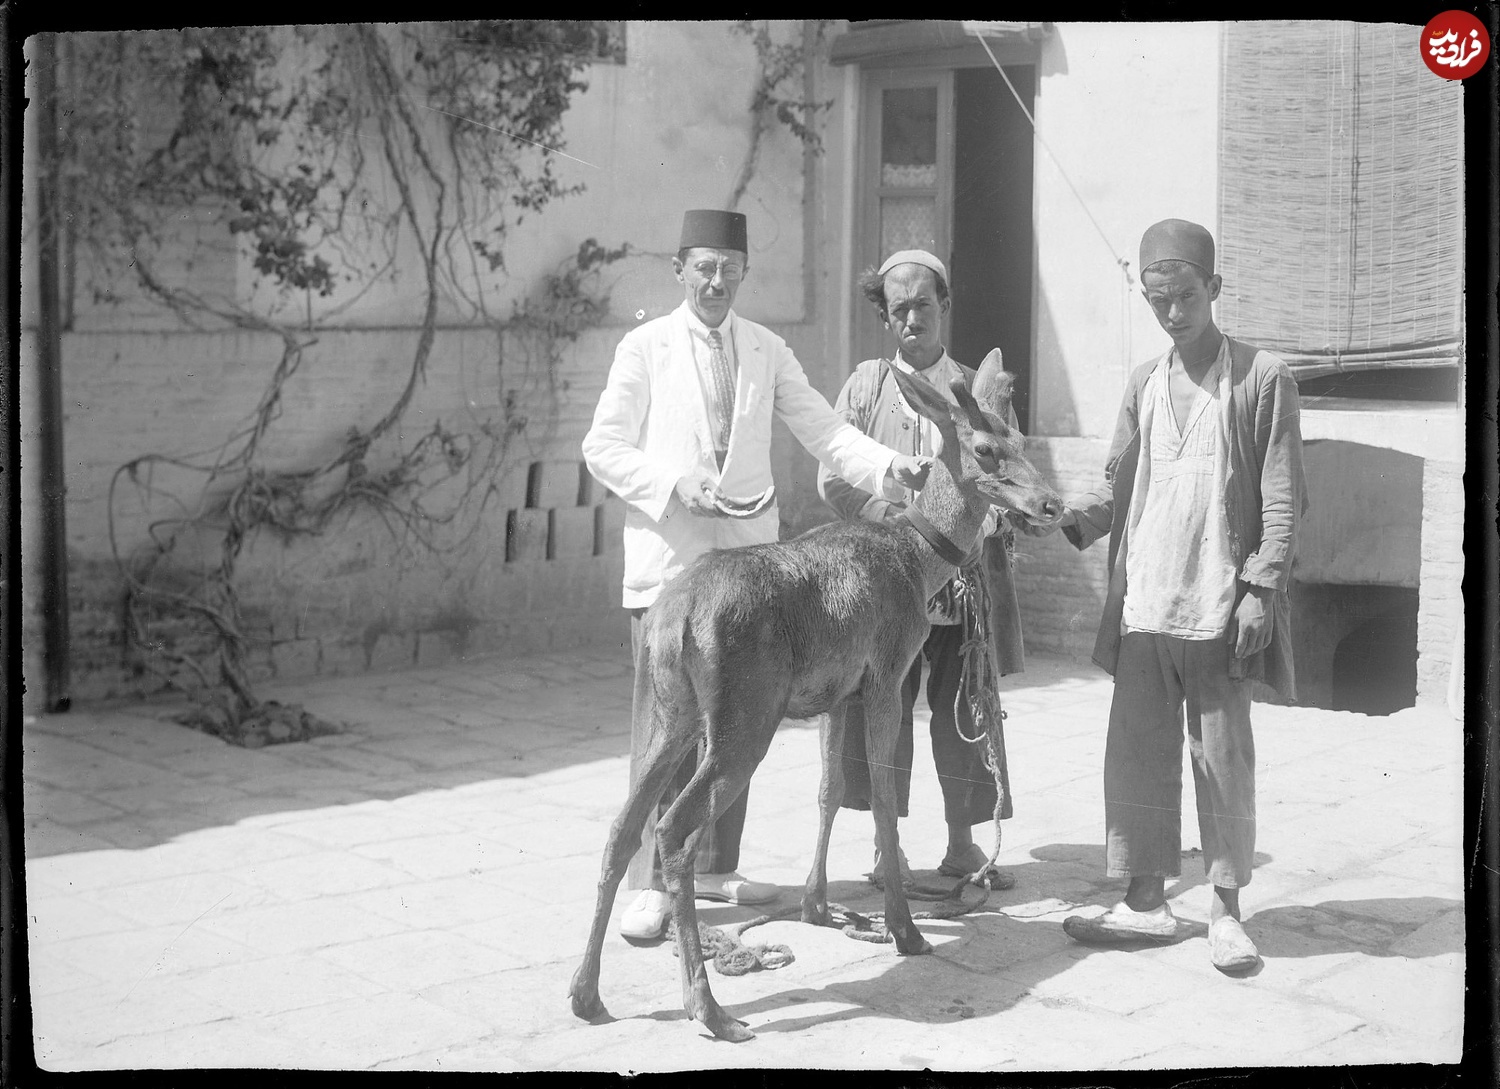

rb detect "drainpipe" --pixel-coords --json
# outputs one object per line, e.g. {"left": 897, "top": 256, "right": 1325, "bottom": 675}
{"left": 33, "top": 32, "right": 71, "bottom": 712}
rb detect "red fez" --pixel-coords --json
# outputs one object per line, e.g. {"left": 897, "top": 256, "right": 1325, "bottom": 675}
{"left": 680, "top": 209, "right": 748, "bottom": 253}
{"left": 1139, "top": 219, "right": 1215, "bottom": 276}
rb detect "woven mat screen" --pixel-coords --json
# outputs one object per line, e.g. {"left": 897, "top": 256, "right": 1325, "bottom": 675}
{"left": 1217, "top": 22, "right": 1464, "bottom": 378}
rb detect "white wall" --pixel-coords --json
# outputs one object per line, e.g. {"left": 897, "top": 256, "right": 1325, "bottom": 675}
{"left": 49, "top": 22, "right": 813, "bottom": 335}
{"left": 1030, "top": 22, "right": 1222, "bottom": 438}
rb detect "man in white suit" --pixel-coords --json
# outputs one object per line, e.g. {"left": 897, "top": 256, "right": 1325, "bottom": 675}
{"left": 583, "top": 209, "right": 932, "bottom": 940}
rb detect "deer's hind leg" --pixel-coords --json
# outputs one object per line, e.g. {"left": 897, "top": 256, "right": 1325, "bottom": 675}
{"left": 568, "top": 696, "right": 698, "bottom": 1023}
{"left": 655, "top": 714, "right": 779, "bottom": 1042}
{"left": 802, "top": 703, "right": 849, "bottom": 928}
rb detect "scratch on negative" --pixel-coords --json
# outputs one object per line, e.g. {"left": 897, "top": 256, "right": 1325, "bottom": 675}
{"left": 120, "top": 892, "right": 234, "bottom": 1002}
{"left": 1470, "top": 710, "right": 1494, "bottom": 884}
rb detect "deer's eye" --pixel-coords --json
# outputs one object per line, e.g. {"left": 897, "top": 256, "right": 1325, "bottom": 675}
{"left": 973, "top": 443, "right": 996, "bottom": 462}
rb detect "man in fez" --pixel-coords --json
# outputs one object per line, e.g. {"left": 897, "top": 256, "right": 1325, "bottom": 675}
{"left": 1031, "top": 219, "right": 1306, "bottom": 972}
{"left": 583, "top": 209, "right": 933, "bottom": 940}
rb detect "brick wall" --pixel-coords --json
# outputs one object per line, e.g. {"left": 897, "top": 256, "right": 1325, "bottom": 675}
{"left": 21, "top": 322, "right": 636, "bottom": 707}
{"left": 1009, "top": 437, "right": 1112, "bottom": 661}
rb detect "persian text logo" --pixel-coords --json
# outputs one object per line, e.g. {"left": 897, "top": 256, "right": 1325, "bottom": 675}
{"left": 1421, "top": 10, "right": 1490, "bottom": 80}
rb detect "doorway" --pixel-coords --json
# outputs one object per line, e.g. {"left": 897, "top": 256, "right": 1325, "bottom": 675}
{"left": 855, "top": 63, "right": 1036, "bottom": 430}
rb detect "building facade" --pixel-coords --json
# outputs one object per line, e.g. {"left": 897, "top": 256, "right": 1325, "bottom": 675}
{"left": 20, "top": 20, "right": 1466, "bottom": 715}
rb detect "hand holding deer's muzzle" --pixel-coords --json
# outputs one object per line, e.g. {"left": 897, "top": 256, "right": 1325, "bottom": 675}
{"left": 1007, "top": 506, "right": 1076, "bottom": 537}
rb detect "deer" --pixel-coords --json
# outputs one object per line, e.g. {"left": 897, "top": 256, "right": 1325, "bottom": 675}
{"left": 568, "top": 351, "right": 1063, "bottom": 1042}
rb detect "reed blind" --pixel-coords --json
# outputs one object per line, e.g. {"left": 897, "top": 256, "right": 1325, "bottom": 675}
{"left": 1217, "top": 22, "right": 1465, "bottom": 378}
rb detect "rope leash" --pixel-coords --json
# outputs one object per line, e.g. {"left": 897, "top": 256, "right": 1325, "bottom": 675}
{"left": 952, "top": 559, "right": 1010, "bottom": 880}
{"left": 668, "top": 874, "right": 1006, "bottom": 974}
{"left": 667, "top": 915, "right": 796, "bottom": 976}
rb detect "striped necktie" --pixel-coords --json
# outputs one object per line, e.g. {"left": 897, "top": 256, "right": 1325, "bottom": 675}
{"left": 706, "top": 329, "right": 735, "bottom": 450}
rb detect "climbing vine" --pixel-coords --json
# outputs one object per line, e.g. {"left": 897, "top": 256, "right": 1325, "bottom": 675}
{"left": 726, "top": 20, "right": 836, "bottom": 211}
{"left": 40, "top": 22, "right": 629, "bottom": 744}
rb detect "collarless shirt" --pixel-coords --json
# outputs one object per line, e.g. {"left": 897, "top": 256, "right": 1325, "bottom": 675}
{"left": 1121, "top": 338, "right": 1238, "bottom": 639}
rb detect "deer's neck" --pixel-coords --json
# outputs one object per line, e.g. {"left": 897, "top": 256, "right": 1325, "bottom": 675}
{"left": 906, "top": 455, "right": 987, "bottom": 598}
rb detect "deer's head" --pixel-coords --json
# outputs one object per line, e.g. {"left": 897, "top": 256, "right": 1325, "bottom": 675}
{"left": 888, "top": 349, "right": 1063, "bottom": 527}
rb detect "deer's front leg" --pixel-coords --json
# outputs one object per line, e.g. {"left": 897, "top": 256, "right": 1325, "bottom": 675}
{"left": 802, "top": 706, "right": 848, "bottom": 928}
{"left": 863, "top": 685, "right": 932, "bottom": 957}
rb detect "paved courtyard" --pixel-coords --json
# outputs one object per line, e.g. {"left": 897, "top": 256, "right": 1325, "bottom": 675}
{"left": 21, "top": 645, "right": 1468, "bottom": 1073}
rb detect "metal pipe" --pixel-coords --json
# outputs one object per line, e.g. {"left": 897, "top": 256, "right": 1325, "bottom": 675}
{"left": 33, "top": 31, "right": 71, "bottom": 712}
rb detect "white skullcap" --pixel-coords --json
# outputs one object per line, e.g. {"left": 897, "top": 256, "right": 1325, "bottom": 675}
{"left": 878, "top": 249, "right": 948, "bottom": 283}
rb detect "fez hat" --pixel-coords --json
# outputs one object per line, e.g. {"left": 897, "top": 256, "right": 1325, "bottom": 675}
{"left": 680, "top": 209, "right": 749, "bottom": 253}
{"left": 878, "top": 249, "right": 948, "bottom": 285}
{"left": 1139, "top": 219, "right": 1215, "bottom": 276}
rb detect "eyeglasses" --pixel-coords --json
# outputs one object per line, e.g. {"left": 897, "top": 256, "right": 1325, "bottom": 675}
{"left": 690, "top": 257, "right": 745, "bottom": 282}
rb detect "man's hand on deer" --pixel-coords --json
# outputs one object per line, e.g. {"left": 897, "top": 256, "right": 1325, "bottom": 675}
{"left": 889, "top": 454, "right": 934, "bottom": 491}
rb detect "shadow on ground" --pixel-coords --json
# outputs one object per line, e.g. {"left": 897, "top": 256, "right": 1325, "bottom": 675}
{"left": 24, "top": 654, "right": 1108, "bottom": 858}
{"left": 591, "top": 843, "right": 1460, "bottom": 1040}
{"left": 1244, "top": 898, "right": 1463, "bottom": 958}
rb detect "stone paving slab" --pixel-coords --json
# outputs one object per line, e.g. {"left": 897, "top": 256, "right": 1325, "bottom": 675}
{"left": 20, "top": 645, "right": 1469, "bottom": 1073}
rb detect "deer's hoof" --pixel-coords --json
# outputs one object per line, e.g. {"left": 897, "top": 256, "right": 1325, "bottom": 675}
{"left": 800, "top": 899, "right": 832, "bottom": 928}
{"left": 706, "top": 1012, "right": 756, "bottom": 1043}
{"left": 893, "top": 930, "right": 933, "bottom": 957}
{"left": 569, "top": 982, "right": 606, "bottom": 1022}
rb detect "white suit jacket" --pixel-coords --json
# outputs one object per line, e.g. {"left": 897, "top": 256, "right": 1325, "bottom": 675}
{"left": 583, "top": 302, "right": 897, "bottom": 608}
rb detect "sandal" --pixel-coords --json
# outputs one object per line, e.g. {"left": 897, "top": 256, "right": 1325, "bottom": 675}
{"left": 868, "top": 844, "right": 915, "bottom": 891}
{"left": 937, "top": 844, "right": 1016, "bottom": 890}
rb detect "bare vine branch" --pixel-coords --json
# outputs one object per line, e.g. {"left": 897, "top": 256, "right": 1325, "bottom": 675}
{"left": 726, "top": 20, "right": 835, "bottom": 212}
{"left": 43, "top": 22, "right": 629, "bottom": 744}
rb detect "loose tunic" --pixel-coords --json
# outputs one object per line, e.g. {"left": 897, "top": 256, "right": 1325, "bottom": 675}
{"left": 1064, "top": 336, "right": 1308, "bottom": 699}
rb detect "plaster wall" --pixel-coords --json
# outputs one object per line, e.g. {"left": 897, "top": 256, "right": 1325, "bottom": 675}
{"left": 1030, "top": 22, "right": 1221, "bottom": 440}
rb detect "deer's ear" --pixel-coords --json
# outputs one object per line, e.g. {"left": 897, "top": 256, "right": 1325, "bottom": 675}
{"left": 949, "top": 378, "right": 997, "bottom": 434}
{"left": 887, "top": 362, "right": 957, "bottom": 429}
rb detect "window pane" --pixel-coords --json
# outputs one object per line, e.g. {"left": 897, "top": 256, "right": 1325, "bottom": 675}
{"left": 881, "top": 86, "right": 938, "bottom": 183}
{"left": 881, "top": 196, "right": 937, "bottom": 254}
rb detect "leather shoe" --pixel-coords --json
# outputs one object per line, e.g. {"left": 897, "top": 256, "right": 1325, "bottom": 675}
{"left": 618, "top": 889, "right": 670, "bottom": 940}
{"left": 1062, "top": 901, "right": 1178, "bottom": 944}
{"left": 694, "top": 871, "right": 779, "bottom": 905}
